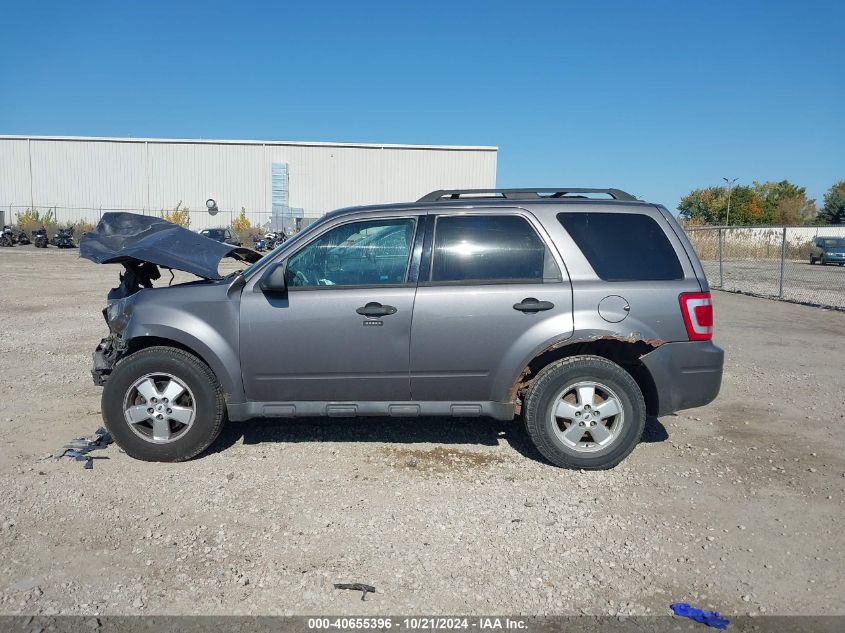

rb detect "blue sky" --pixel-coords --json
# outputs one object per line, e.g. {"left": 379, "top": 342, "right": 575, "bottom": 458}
{"left": 1, "top": 0, "right": 842, "bottom": 211}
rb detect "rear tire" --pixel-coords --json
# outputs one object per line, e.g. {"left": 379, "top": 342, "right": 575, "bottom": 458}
{"left": 101, "top": 346, "right": 226, "bottom": 462}
{"left": 523, "top": 355, "right": 646, "bottom": 470}
{"left": 809, "top": 256, "right": 816, "bottom": 264}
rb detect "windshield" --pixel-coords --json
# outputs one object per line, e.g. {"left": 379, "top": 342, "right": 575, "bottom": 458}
{"left": 201, "top": 229, "right": 226, "bottom": 240}
{"left": 821, "top": 238, "right": 845, "bottom": 249}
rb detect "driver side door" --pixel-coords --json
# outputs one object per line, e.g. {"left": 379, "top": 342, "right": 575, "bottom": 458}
{"left": 239, "top": 214, "right": 421, "bottom": 403}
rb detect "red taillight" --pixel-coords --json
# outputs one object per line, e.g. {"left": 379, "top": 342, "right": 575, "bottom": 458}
{"left": 679, "top": 292, "right": 713, "bottom": 341}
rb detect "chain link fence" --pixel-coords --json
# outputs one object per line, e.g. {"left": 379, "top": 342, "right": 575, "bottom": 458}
{"left": 686, "top": 225, "right": 845, "bottom": 309}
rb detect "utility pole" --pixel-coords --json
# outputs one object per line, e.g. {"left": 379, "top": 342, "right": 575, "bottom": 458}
{"left": 723, "top": 177, "right": 738, "bottom": 226}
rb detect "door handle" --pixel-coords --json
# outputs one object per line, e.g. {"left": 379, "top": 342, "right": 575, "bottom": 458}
{"left": 513, "top": 298, "right": 554, "bottom": 313}
{"left": 356, "top": 302, "right": 398, "bottom": 317}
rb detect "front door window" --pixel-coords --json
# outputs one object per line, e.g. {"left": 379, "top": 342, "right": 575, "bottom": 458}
{"left": 286, "top": 218, "right": 416, "bottom": 287}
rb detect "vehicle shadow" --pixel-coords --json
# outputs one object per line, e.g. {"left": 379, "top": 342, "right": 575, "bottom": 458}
{"left": 204, "top": 415, "right": 668, "bottom": 464}
{"left": 641, "top": 415, "right": 670, "bottom": 443}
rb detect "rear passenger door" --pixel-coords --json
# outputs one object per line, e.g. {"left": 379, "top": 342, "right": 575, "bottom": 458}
{"left": 409, "top": 210, "right": 573, "bottom": 402}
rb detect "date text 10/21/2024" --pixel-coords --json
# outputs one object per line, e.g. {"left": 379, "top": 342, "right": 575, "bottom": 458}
{"left": 307, "top": 618, "right": 528, "bottom": 630}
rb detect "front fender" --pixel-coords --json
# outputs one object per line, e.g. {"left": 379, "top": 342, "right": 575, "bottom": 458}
{"left": 124, "top": 322, "right": 245, "bottom": 404}
{"left": 121, "top": 289, "right": 245, "bottom": 404}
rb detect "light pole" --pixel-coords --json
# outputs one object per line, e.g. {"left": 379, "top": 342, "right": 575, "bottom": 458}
{"left": 723, "top": 177, "right": 738, "bottom": 226}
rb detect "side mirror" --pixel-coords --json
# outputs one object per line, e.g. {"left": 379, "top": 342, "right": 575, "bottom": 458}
{"left": 259, "top": 262, "right": 287, "bottom": 293}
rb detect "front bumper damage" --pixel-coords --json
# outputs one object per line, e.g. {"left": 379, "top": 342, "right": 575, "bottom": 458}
{"left": 82, "top": 212, "right": 262, "bottom": 387}
{"left": 91, "top": 335, "right": 127, "bottom": 386}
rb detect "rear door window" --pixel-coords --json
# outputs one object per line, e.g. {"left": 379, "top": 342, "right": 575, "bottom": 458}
{"left": 557, "top": 212, "right": 683, "bottom": 281}
{"left": 430, "top": 214, "right": 561, "bottom": 284}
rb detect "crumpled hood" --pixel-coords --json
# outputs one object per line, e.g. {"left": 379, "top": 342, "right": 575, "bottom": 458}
{"left": 80, "top": 212, "right": 261, "bottom": 280}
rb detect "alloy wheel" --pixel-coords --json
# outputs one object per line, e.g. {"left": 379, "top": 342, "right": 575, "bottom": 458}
{"left": 549, "top": 380, "right": 625, "bottom": 453}
{"left": 123, "top": 373, "right": 196, "bottom": 443}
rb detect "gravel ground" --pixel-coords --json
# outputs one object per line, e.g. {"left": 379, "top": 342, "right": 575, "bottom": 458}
{"left": 0, "top": 246, "right": 843, "bottom": 616}
{"left": 699, "top": 258, "right": 845, "bottom": 308}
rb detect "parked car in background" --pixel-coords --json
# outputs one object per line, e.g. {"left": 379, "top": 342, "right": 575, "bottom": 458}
{"left": 264, "top": 231, "right": 286, "bottom": 249}
{"left": 14, "top": 229, "right": 31, "bottom": 245}
{"left": 809, "top": 236, "right": 845, "bottom": 266}
{"left": 1, "top": 225, "right": 15, "bottom": 247}
{"left": 200, "top": 228, "right": 241, "bottom": 246}
{"left": 53, "top": 227, "right": 76, "bottom": 248}
{"left": 33, "top": 228, "right": 49, "bottom": 248}
{"left": 82, "top": 188, "right": 723, "bottom": 470}
{"left": 51, "top": 227, "right": 76, "bottom": 248}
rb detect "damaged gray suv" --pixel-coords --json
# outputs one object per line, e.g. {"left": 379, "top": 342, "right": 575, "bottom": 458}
{"left": 81, "top": 188, "right": 723, "bottom": 469}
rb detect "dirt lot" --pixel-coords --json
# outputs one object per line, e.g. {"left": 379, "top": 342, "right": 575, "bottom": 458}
{"left": 0, "top": 246, "right": 843, "bottom": 617}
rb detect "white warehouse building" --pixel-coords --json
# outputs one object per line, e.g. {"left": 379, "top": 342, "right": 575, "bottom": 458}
{"left": 0, "top": 135, "right": 497, "bottom": 231}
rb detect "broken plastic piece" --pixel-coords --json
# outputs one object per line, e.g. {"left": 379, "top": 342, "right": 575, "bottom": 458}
{"left": 55, "top": 427, "right": 114, "bottom": 467}
{"left": 671, "top": 603, "right": 730, "bottom": 630}
{"left": 334, "top": 583, "right": 376, "bottom": 601}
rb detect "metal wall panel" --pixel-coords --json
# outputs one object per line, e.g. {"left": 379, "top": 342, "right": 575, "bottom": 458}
{"left": 0, "top": 136, "right": 497, "bottom": 230}
{"left": 266, "top": 143, "right": 498, "bottom": 214}
{"left": 0, "top": 138, "right": 34, "bottom": 213}
{"left": 28, "top": 139, "right": 147, "bottom": 210}
{"left": 146, "top": 141, "right": 265, "bottom": 214}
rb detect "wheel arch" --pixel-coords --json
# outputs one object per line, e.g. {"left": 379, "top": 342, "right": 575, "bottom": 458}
{"left": 508, "top": 335, "right": 662, "bottom": 417}
{"left": 122, "top": 328, "right": 244, "bottom": 404}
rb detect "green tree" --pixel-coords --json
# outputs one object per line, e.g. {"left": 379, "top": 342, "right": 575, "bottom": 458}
{"left": 678, "top": 187, "right": 727, "bottom": 224}
{"left": 679, "top": 181, "right": 817, "bottom": 226}
{"left": 15, "top": 207, "right": 57, "bottom": 234}
{"left": 678, "top": 185, "right": 757, "bottom": 225}
{"left": 817, "top": 180, "right": 845, "bottom": 225}
{"left": 722, "top": 185, "right": 757, "bottom": 225}
{"left": 751, "top": 180, "right": 816, "bottom": 224}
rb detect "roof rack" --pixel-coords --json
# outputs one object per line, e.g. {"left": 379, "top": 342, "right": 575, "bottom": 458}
{"left": 417, "top": 188, "right": 637, "bottom": 203}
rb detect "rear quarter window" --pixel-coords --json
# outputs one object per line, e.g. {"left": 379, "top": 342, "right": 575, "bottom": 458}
{"left": 557, "top": 212, "right": 683, "bottom": 281}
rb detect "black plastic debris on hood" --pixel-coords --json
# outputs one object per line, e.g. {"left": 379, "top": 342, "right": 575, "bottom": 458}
{"left": 80, "top": 212, "right": 261, "bottom": 280}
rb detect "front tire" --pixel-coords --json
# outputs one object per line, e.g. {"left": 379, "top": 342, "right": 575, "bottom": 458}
{"left": 523, "top": 355, "right": 646, "bottom": 470}
{"left": 102, "top": 346, "right": 226, "bottom": 462}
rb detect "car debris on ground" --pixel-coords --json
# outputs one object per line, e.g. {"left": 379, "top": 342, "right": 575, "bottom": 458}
{"left": 333, "top": 583, "right": 377, "bottom": 601}
{"left": 54, "top": 426, "right": 113, "bottom": 469}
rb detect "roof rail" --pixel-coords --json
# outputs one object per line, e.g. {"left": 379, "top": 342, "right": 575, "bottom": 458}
{"left": 417, "top": 188, "right": 637, "bottom": 203}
